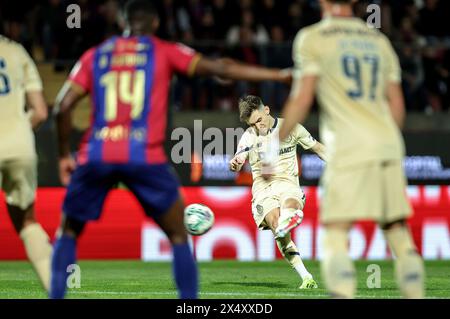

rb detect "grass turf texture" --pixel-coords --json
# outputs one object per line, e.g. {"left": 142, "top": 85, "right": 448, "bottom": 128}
{"left": 0, "top": 260, "right": 448, "bottom": 299}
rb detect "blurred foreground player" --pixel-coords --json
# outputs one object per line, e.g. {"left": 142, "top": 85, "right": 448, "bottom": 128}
{"left": 0, "top": 35, "right": 51, "bottom": 290}
{"left": 268, "top": 0, "right": 425, "bottom": 298}
{"left": 50, "top": 0, "right": 291, "bottom": 299}
{"left": 230, "top": 95, "right": 326, "bottom": 289}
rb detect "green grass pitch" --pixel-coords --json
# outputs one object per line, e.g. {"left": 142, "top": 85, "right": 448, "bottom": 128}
{"left": 0, "top": 260, "right": 448, "bottom": 299}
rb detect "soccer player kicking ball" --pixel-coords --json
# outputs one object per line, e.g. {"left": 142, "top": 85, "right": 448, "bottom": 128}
{"left": 0, "top": 35, "right": 51, "bottom": 290}
{"left": 229, "top": 95, "right": 327, "bottom": 289}
{"left": 50, "top": 0, "right": 291, "bottom": 299}
{"left": 268, "top": 0, "right": 425, "bottom": 298}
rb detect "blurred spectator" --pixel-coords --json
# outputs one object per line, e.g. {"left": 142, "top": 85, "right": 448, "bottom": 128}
{"left": 197, "top": 7, "right": 216, "bottom": 40}
{"left": 99, "top": 0, "right": 122, "bottom": 39}
{"left": 284, "top": 0, "right": 320, "bottom": 39}
{"left": 260, "top": 26, "right": 291, "bottom": 110}
{"left": 228, "top": 25, "right": 262, "bottom": 102}
{"left": 399, "top": 44, "right": 429, "bottom": 111}
{"left": 184, "top": 0, "right": 206, "bottom": 39}
{"left": 393, "top": 16, "right": 421, "bottom": 44}
{"left": 422, "top": 47, "right": 448, "bottom": 113}
{"left": 211, "top": 0, "right": 233, "bottom": 40}
{"left": 2, "top": 0, "right": 450, "bottom": 112}
{"left": 37, "top": 0, "right": 77, "bottom": 70}
{"left": 417, "top": 0, "right": 445, "bottom": 38}
{"left": 226, "top": 9, "right": 269, "bottom": 46}
{"left": 157, "top": 0, "right": 192, "bottom": 41}
{"left": 1, "top": 2, "right": 34, "bottom": 54}
{"left": 257, "top": 0, "right": 283, "bottom": 30}
{"left": 436, "top": 49, "right": 450, "bottom": 111}
{"left": 284, "top": 1, "right": 304, "bottom": 39}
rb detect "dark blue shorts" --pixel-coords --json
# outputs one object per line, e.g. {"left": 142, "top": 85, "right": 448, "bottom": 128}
{"left": 63, "top": 163, "right": 181, "bottom": 221}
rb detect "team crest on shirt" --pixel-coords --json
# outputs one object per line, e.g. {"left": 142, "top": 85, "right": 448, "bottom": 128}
{"left": 256, "top": 205, "right": 263, "bottom": 215}
{"left": 284, "top": 135, "right": 293, "bottom": 144}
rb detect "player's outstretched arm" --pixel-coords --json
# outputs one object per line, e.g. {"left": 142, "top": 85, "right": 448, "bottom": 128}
{"left": 229, "top": 156, "right": 245, "bottom": 172}
{"left": 26, "top": 91, "right": 48, "bottom": 129}
{"left": 54, "top": 81, "right": 86, "bottom": 185}
{"left": 310, "top": 142, "right": 328, "bottom": 162}
{"left": 279, "top": 75, "right": 317, "bottom": 141}
{"left": 194, "top": 57, "right": 292, "bottom": 84}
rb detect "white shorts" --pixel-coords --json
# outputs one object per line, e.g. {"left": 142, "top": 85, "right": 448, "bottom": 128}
{"left": 320, "top": 160, "right": 412, "bottom": 224}
{"left": 0, "top": 158, "right": 37, "bottom": 210}
{"left": 251, "top": 179, "right": 306, "bottom": 230}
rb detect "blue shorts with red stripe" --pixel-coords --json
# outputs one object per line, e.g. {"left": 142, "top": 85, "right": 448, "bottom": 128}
{"left": 62, "top": 163, "right": 181, "bottom": 221}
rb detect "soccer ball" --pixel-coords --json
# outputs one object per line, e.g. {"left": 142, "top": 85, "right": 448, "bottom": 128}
{"left": 184, "top": 203, "right": 215, "bottom": 236}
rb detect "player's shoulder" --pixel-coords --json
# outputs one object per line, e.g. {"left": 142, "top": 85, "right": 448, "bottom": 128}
{"left": 293, "top": 22, "right": 322, "bottom": 43}
{"left": 147, "top": 36, "right": 172, "bottom": 52}
{"left": 0, "top": 35, "right": 27, "bottom": 54}
{"left": 292, "top": 21, "right": 327, "bottom": 53}
{"left": 94, "top": 35, "right": 120, "bottom": 54}
{"left": 76, "top": 38, "right": 111, "bottom": 65}
{"left": 347, "top": 18, "right": 390, "bottom": 45}
{"left": 244, "top": 126, "right": 257, "bottom": 137}
{"left": 151, "top": 36, "right": 196, "bottom": 55}
{"left": 293, "top": 122, "right": 309, "bottom": 135}
{"left": 0, "top": 35, "right": 20, "bottom": 47}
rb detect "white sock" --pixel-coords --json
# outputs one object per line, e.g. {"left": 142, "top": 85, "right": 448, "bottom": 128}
{"left": 276, "top": 238, "right": 312, "bottom": 280}
{"left": 20, "top": 223, "right": 52, "bottom": 291}
{"left": 294, "top": 259, "right": 312, "bottom": 280}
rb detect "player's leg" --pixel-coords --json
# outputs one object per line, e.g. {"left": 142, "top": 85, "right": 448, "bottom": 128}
{"left": 122, "top": 164, "right": 197, "bottom": 299}
{"left": 50, "top": 163, "right": 114, "bottom": 299}
{"left": 2, "top": 159, "right": 52, "bottom": 291}
{"left": 320, "top": 163, "right": 380, "bottom": 298}
{"left": 321, "top": 222, "right": 356, "bottom": 298}
{"left": 275, "top": 196, "right": 304, "bottom": 239}
{"left": 49, "top": 215, "right": 85, "bottom": 299}
{"left": 278, "top": 197, "right": 317, "bottom": 288}
{"left": 264, "top": 205, "right": 316, "bottom": 288}
{"left": 273, "top": 183, "right": 305, "bottom": 239}
{"left": 7, "top": 203, "right": 52, "bottom": 291}
{"left": 380, "top": 220, "right": 424, "bottom": 298}
{"left": 381, "top": 161, "right": 424, "bottom": 298}
{"left": 153, "top": 197, "right": 198, "bottom": 299}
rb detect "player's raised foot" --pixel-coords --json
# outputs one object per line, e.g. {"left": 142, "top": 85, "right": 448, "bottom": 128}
{"left": 299, "top": 276, "right": 318, "bottom": 289}
{"left": 274, "top": 210, "right": 304, "bottom": 239}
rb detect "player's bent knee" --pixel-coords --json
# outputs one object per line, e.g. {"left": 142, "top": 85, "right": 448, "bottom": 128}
{"left": 60, "top": 215, "right": 86, "bottom": 238}
{"left": 6, "top": 204, "right": 35, "bottom": 233}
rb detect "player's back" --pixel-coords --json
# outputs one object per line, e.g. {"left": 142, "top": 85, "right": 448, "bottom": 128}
{"left": 293, "top": 17, "right": 404, "bottom": 168}
{"left": 70, "top": 35, "right": 197, "bottom": 165}
{"left": 0, "top": 35, "right": 42, "bottom": 159}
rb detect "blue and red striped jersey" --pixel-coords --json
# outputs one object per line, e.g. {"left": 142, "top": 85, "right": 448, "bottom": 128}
{"left": 68, "top": 35, "right": 199, "bottom": 164}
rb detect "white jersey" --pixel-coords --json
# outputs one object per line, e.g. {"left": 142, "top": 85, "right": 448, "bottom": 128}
{"left": 236, "top": 118, "right": 317, "bottom": 194}
{"left": 0, "top": 36, "right": 42, "bottom": 160}
{"left": 292, "top": 17, "right": 404, "bottom": 168}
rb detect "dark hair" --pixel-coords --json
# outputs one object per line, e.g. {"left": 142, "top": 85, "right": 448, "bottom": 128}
{"left": 238, "top": 95, "right": 264, "bottom": 123}
{"left": 124, "top": 0, "right": 158, "bottom": 21}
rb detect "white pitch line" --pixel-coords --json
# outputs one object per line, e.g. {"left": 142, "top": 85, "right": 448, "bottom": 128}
{"left": 69, "top": 290, "right": 328, "bottom": 297}
{"left": 68, "top": 291, "right": 407, "bottom": 298}
{"left": 0, "top": 290, "right": 444, "bottom": 299}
